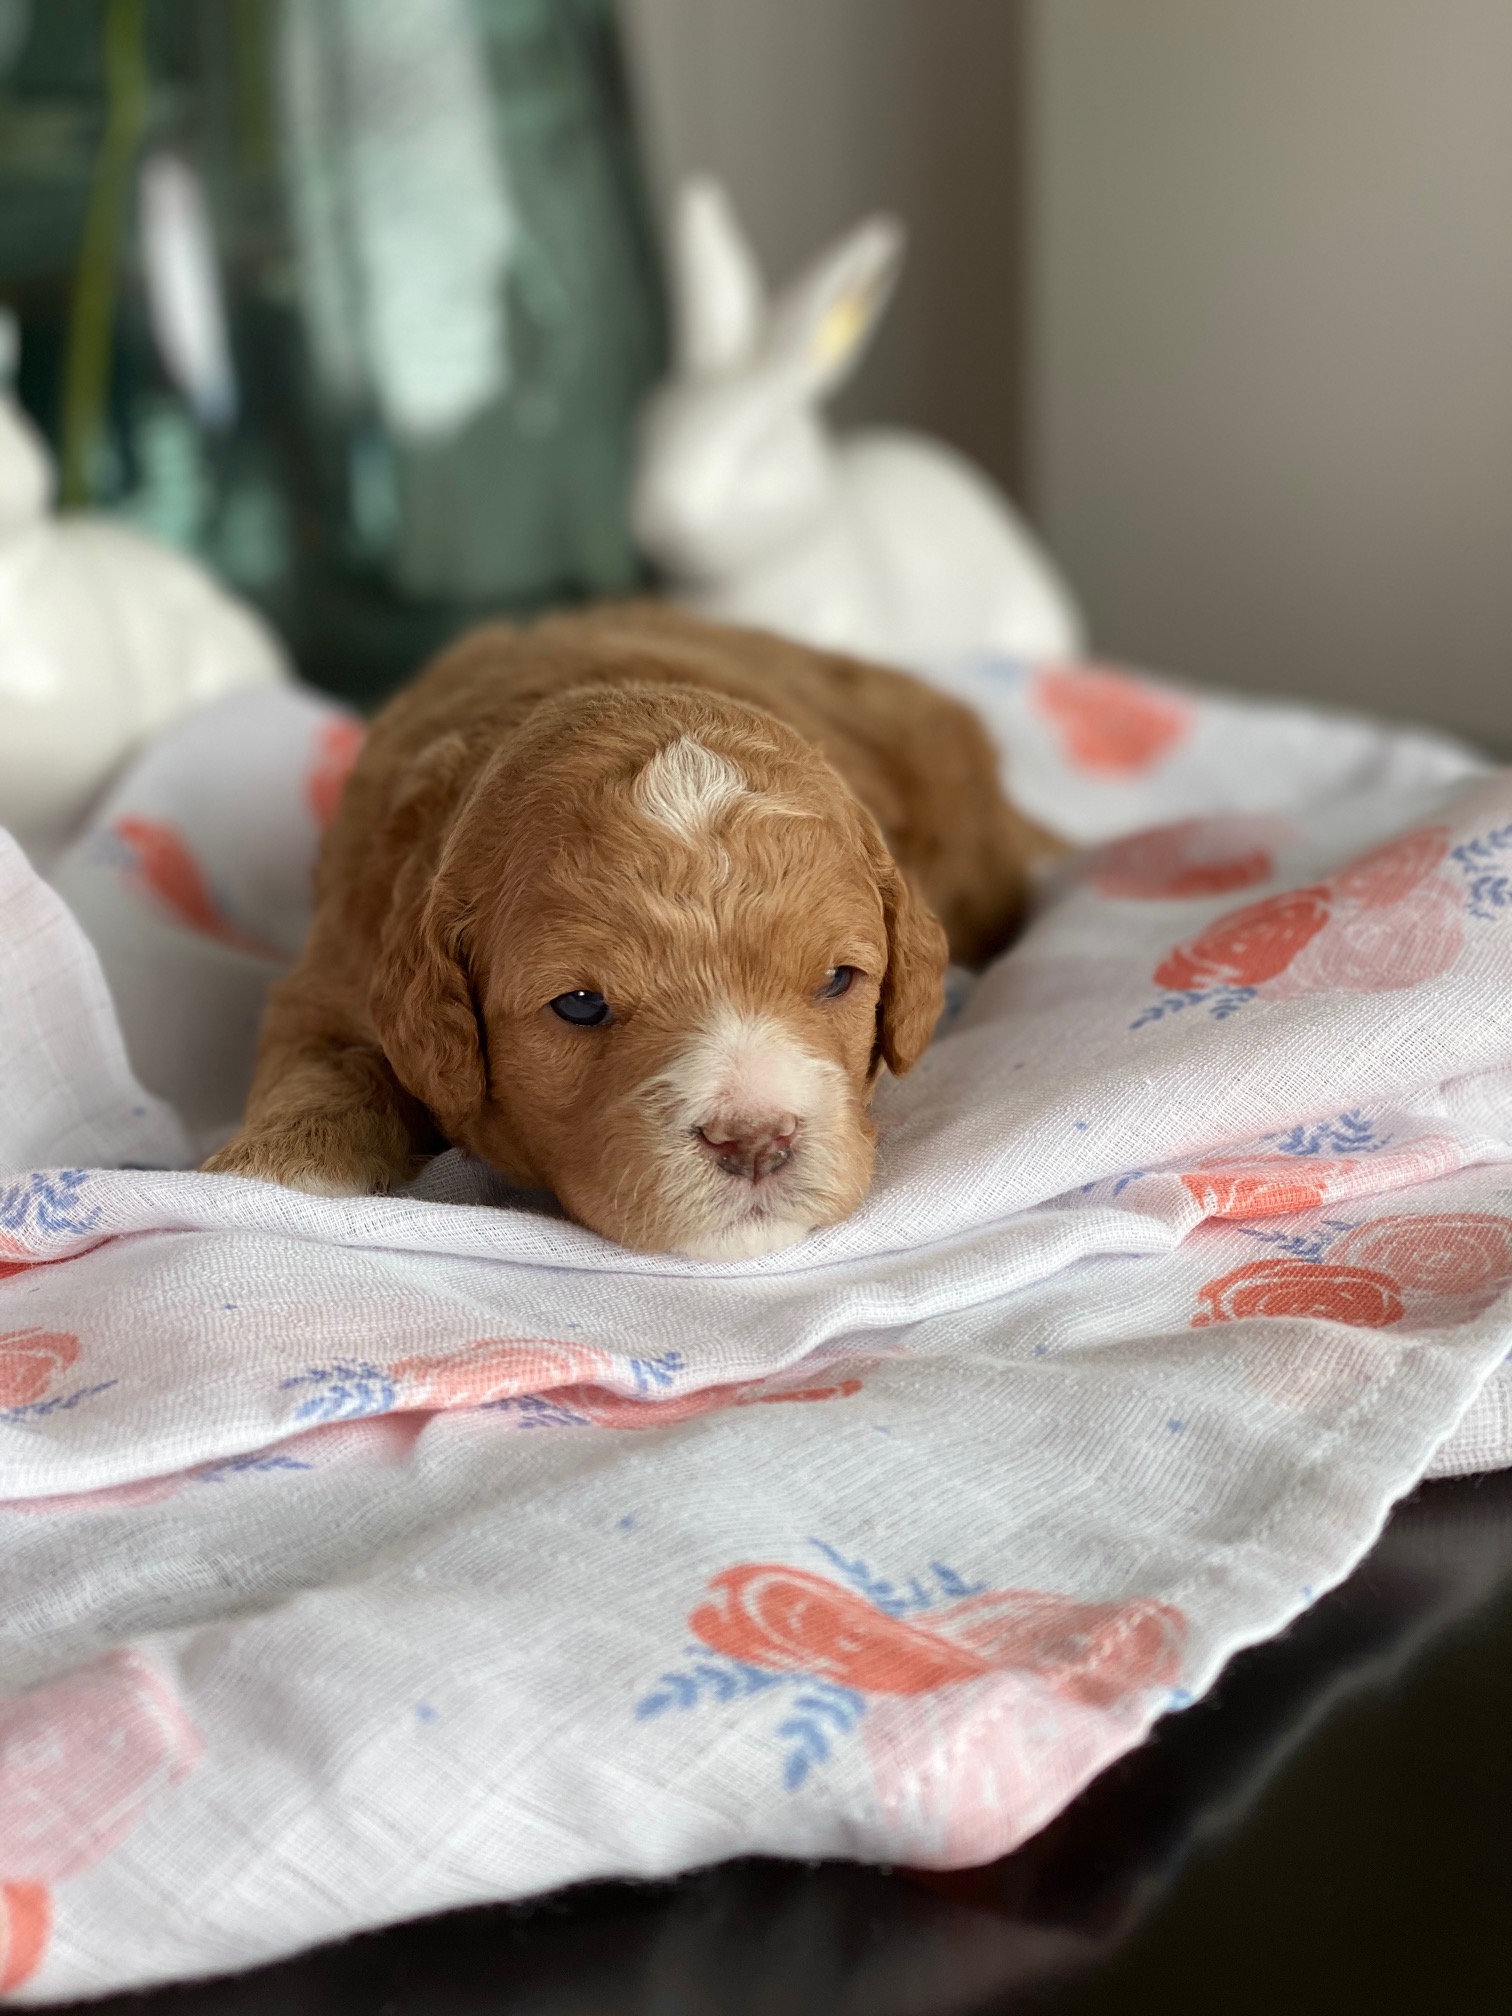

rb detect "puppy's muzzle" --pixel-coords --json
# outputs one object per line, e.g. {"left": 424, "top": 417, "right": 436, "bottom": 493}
{"left": 695, "top": 1110, "right": 799, "bottom": 1183}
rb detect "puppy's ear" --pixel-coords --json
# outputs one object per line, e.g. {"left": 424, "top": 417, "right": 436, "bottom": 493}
{"left": 368, "top": 739, "right": 487, "bottom": 1139}
{"left": 874, "top": 848, "right": 948, "bottom": 1077}
{"left": 370, "top": 869, "right": 485, "bottom": 1139}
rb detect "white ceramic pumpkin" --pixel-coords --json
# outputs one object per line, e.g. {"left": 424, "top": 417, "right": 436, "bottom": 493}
{"left": 0, "top": 317, "right": 289, "bottom": 858}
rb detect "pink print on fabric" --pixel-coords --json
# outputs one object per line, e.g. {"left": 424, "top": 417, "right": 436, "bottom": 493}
{"left": 387, "top": 1338, "right": 615, "bottom": 1410}
{"left": 638, "top": 1545, "right": 1184, "bottom": 1863}
{"left": 691, "top": 1567, "right": 1183, "bottom": 1707}
{"left": 0, "top": 1651, "right": 201, "bottom": 1990}
{"left": 110, "top": 816, "right": 284, "bottom": 961}
{"left": 281, "top": 1338, "right": 616, "bottom": 1425}
{"left": 499, "top": 1362, "right": 868, "bottom": 1432}
{"left": 1194, "top": 1257, "right": 1404, "bottom": 1331}
{"left": 281, "top": 1342, "right": 866, "bottom": 1433}
{"left": 1155, "top": 887, "right": 1331, "bottom": 994}
{"left": 1192, "top": 1212, "right": 1512, "bottom": 1335}
{"left": 863, "top": 1675, "right": 1143, "bottom": 1868}
{"left": 1138, "top": 825, "right": 1465, "bottom": 1027}
{"left": 1033, "top": 666, "right": 1193, "bottom": 776}
{"left": 1182, "top": 1160, "right": 1348, "bottom": 1220}
{"left": 693, "top": 1567, "right": 993, "bottom": 1693}
{"left": 1328, "top": 1213, "right": 1512, "bottom": 1320}
{"left": 0, "top": 1330, "right": 79, "bottom": 1409}
{"left": 1087, "top": 817, "right": 1283, "bottom": 901}
{"left": 1, "top": 1884, "right": 49, "bottom": 1995}
{"left": 1271, "top": 880, "right": 1463, "bottom": 998}
{"left": 1177, "top": 1133, "right": 1464, "bottom": 1224}
{"left": 306, "top": 717, "right": 366, "bottom": 832}
{"left": 1330, "top": 829, "right": 1452, "bottom": 907}
{"left": 0, "top": 1326, "right": 116, "bottom": 1425}
{"left": 2, "top": 1473, "right": 186, "bottom": 1518}
{"left": 0, "top": 1248, "right": 105, "bottom": 1286}
{"left": 861, "top": 1581, "right": 1186, "bottom": 1864}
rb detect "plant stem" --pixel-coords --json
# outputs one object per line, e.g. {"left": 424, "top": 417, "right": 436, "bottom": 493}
{"left": 60, "top": 0, "right": 149, "bottom": 508}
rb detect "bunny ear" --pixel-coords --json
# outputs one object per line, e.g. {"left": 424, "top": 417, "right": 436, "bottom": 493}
{"left": 765, "top": 214, "right": 904, "bottom": 399}
{"left": 670, "top": 177, "right": 767, "bottom": 378}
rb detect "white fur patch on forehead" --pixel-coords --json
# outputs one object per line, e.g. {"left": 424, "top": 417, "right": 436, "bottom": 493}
{"left": 633, "top": 735, "right": 747, "bottom": 841}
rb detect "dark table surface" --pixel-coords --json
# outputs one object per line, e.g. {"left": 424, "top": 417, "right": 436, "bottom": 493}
{"left": 75, "top": 1469, "right": 1512, "bottom": 2016}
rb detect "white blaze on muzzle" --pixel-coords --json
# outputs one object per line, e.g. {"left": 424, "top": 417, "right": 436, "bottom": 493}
{"left": 636, "top": 1007, "right": 852, "bottom": 1260}
{"left": 650, "top": 1006, "right": 843, "bottom": 1140}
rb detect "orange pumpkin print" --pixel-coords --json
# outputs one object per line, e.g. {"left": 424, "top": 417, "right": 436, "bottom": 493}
{"left": 1193, "top": 1257, "right": 1404, "bottom": 1329}
{"left": 1154, "top": 887, "right": 1332, "bottom": 992}
{"left": 1034, "top": 666, "right": 1192, "bottom": 775}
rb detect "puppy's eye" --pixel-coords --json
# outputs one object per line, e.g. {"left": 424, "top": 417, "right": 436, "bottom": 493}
{"left": 549, "top": 990, "right": 612, "bottom": 1027}
{"left": 817, "top": 966, "right": 859, "bottom": 1001}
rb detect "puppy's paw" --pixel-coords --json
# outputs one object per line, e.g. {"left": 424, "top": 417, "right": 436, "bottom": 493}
{"left": 202, "top": 1127, "right": 396, "bottom": 1199}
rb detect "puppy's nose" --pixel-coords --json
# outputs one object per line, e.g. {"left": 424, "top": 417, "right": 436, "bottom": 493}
{"left": 696, "top": 1113, "right": 799, "bottom": 1182}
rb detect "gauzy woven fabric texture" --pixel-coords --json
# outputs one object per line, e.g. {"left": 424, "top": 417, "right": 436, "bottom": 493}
{"left": 2, "top": 654, "right": 1511, "bottom": 2003}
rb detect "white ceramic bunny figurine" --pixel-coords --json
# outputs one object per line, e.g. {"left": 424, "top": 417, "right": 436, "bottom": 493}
{"left": 632, "top": 178, "right": 1085, "bottom": 665}
{"left": 0, "top": 312, "right": 289, "bottom": 860}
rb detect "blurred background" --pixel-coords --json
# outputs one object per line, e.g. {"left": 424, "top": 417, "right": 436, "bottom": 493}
{"left": 2, "top": 0, "right": 1507, "bottom": 745}
{"left": 628, "top": 0, "right": 1512, "bottom": 753}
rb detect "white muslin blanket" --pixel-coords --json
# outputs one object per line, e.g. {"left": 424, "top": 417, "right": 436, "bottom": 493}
{"left": 3, "top": 655, "right": 1512, "bottom": 2002}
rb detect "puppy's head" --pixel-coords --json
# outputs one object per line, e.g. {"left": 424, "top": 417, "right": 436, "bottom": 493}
{"left": 371, "top": 686, "right": 946, "bottom": 1256}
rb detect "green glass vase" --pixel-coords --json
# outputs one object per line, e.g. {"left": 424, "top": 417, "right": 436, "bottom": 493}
{"left": 0, "top": 0, "right": 666, "bottom": 704}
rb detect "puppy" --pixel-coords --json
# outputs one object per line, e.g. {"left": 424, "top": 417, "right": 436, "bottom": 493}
{"left": 205, "top": 604, "right": 1051, "bottom": 1256}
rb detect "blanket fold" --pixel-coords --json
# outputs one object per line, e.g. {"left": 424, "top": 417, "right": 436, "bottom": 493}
{"left": 2, "top": 657, "right": 1509, "bottom": 2003}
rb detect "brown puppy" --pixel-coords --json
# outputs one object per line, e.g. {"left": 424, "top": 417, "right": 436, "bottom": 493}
{"left": 205, "top": 604, "right": 1051, "bottom": 1256}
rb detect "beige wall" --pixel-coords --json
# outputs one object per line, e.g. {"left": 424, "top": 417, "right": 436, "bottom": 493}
{"left": 622, "top": 1, "right": 1512, "bottom": 751}
{"left": 1029, "top": 0, "right": 1512, "bottom": 749}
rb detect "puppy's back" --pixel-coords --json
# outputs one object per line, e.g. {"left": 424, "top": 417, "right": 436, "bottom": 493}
{"left": 339, "top": 602, "right": 1046, "bottom": 968}
{"left": 532, "top": 603, "right": 1051, "bottom": 966}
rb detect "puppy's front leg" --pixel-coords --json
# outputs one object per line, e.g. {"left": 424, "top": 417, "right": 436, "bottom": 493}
{"left": 203, "top": 990, "right": 422, "bottom": 1198}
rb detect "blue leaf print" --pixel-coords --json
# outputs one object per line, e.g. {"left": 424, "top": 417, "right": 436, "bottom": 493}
{"left": 279, "top": 1360, "right": 397, "bottom": 1423}
{"left": 1266, "top": 1109, "right": 1389, "bottom": 1157}
{"left": 630, "top": 1350, "right": 685, "bottom": 1394}
{"left": 0, "top": 1170, "right": 102, "bottom": 1241}
{"left": 1451, "top": 824, "right": 1512, "bottom": 921}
